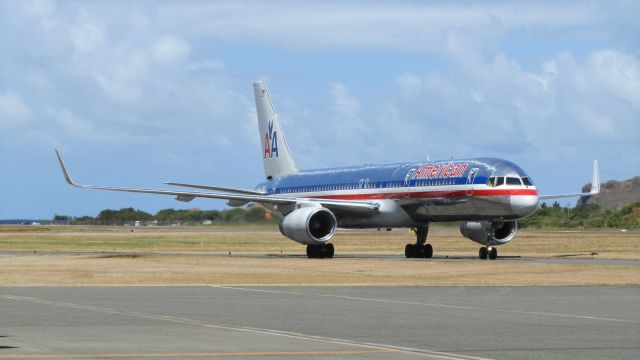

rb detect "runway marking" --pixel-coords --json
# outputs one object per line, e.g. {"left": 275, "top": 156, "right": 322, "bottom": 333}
{"left": 0, "top": 349, "right": 391, "bottom": 359}
{"left": 211, "top": 286, "right": 640, "bottom": 324}
{"left": 0, "top": 294, "right": 492, "bottom": 360}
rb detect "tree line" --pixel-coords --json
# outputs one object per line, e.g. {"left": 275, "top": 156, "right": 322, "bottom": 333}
{"left": 519, "top": 202, "right": 640, "bottom": 229}
{"left": 53, "top": 206, "right": 280, "bottom": 226}
{"left": 52, "top": 201, "right": 640, "bottom": 229}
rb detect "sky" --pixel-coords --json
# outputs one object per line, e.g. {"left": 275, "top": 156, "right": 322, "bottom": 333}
{"left": 1, "top": 0, "right": 639, "bottom": 219}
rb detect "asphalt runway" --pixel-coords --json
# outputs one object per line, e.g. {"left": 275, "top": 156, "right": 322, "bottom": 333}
{"left": 1, "top": 286, "right": 638, "bottom": 360}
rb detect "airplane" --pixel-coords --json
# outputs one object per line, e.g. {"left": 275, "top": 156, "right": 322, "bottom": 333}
{"left": 55, "top": 81, "right": 600, "bottom": 260}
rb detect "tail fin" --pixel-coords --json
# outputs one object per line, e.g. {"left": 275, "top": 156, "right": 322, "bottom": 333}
{"left": 253, "top": 81, "right": 298, "bottom": 180}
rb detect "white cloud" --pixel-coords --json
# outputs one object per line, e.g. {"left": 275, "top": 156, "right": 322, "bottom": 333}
{"left": 330, "top": 83, "right": 361, "bottom": 119}
{"left": 186, "top": 60, "right": 225, "bottom": 71}
{"left": 68, "top": 10, "right": 105, "bottom": 55}
{"left": 49, "top": 107, "right": 95, "bottom": 137}
{"left": 48, "top": 107, "right": 149, "bottom": 144}
{"left": 92, "top": 49, "right": 149, "bottom": 102}
{"left": 328, "top": 84, "right": 366, "bottom": 146}
{"left": 381, "top": 49, "right": 640, "bottom": 166}
{"left": 584, "top": 50, "right": 640, "bottom": 105}
{"left": 21, "top": 0, "right": 56, "bottom": 19}
{"left": 152, "top": 35, "right": 191, "bottom": 62}
{"left": 396, "top": 73, "right": 422, "bottom": 97}
{"left": 0, "top": 90, "right": 31, "bottom": 128}
{"left": 159, "top": 1, "right": 600, "bottom": 53}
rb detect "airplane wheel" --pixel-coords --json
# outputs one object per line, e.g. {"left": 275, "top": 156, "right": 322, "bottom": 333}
{"left": 405, "top": 244, "right": 415, "bottom": 258}
{"left": 424, "top": 244, "right": 433, "bottom": 258}
{"left": 307, "top": 245, "right": 321, "bottom": 258}
{"left": 325, "top": 243, "right": 334, "bottom": 258}
{"left": 488, "top": 247, "right": 498, "bottom": 260}
{"left": 306, "top": 245, "right": 316, "bottom": 258}
{"left": 307, "top": 244, "right": 333, "bottom": 259}
{"left": 415, "top": 245, "right": 426, "bottom": 258}
{"left": 479, "top": 247, "right": 488, "bottom": 260}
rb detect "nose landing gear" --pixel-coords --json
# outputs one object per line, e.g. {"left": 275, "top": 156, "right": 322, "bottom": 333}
{"left": 479, "top": 246, "right": 497, "bottom": 260}
{"left": 405, "top": 225, "right": 433, "bottom": 258}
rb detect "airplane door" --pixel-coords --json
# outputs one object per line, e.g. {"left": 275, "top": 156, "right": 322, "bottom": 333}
{"left": 466, "top": 168, "right": 479, "bottom": 196}
{"left": 404, "top": 168, "right": 416, "bottom": 198}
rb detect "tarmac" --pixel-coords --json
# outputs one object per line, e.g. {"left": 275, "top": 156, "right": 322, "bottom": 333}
{"left": 2, "top": 250, "right": 639, "bottom": 266}
{"left": 1, "top": 286, "right": 638, "bottom": 360}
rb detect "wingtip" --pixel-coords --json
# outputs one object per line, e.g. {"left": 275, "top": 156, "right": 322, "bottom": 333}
{"left": 54, "top": 149, "right": 78, "bottom": 187}
{"left": 591, "top": 159, "right": 600, "bottom": 195}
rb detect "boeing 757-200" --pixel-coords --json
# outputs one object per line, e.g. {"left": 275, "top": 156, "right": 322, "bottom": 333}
{"left": 56, "top": 81, "right": 600, "bottom": 259}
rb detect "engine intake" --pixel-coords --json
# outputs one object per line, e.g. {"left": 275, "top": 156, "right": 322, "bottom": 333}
{"left": 279, "top": 206, "right": 337, "bottom": 245}
{"left": 460, "top": 221, "right": 517, "bottom": 245}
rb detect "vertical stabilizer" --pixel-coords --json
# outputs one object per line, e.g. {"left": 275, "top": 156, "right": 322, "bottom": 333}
{"left": 253, "top": 81, "right": 298, "bottom": 180}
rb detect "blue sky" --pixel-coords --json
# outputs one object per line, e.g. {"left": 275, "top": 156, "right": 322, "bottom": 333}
{"left": 1, "top": 0, "right": 639, "bottom": 219}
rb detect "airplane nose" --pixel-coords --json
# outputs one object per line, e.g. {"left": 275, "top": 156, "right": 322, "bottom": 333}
{"left": 510, "top": 195, "right": 539, "bottom": 217}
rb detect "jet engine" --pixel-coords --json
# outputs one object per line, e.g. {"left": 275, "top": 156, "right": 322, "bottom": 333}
{"left": 460, "top": 220, "right": 518, "bottom": 245}
{"left": 279, "top": 206, "right": 337, "bottom": 245}
{"left": 226, "top": 199, "right": 249, "bottom": 207}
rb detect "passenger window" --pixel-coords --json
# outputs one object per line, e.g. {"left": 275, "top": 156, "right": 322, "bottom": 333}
{"left": 506, "top": 177, "right": 522, "bottom": 186}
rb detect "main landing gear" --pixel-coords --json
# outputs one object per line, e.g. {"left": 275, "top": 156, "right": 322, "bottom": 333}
{"left": 306, "top": 243, "right": 334, "bottom": 259}
{"left": 405, "top": 225, "right": 433, "bottom": 258}
{"left": 479, "top": 246, "right": 498, "bottom": 260}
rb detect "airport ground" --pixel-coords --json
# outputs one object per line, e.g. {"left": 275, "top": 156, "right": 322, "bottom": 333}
{"left": 0, "top": 225, "right": 638, "bottom": 286}
{"left": 1, "top": 226, "right": 638, "bottom": 359}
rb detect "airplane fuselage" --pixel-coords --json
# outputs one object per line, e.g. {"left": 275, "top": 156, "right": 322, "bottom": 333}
{"left": 259, "top": 157, "right": 539, "bottom": 228}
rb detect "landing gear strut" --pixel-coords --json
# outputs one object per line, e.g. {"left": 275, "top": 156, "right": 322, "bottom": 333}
{"left": 306, "top": 243, "right": 334, "bottom": 259}
{"left": 405, "top": 225, "right": 433, "bottom": 258}
{"left": 479, "top": 246, "right": 497, "bottom": 260}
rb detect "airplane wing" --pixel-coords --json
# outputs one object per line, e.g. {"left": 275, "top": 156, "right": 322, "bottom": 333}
{"left": 164, "top": 182, "right": 266, "bottom": 195}
{"left": 55, "top": 150, "right": 379, "bottom": 215}
{"left": 539, "top": 160, "right": 600, "bottom": 200}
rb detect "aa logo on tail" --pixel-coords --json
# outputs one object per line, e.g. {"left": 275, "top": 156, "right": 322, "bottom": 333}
{"left": 264, "top": 120, "right": 279, "bottom": 159}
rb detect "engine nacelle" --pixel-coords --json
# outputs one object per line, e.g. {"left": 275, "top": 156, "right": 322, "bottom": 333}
{"left": 279, "top": 206, "right": 337, "bottom": 245}
{"left": 226, "top": 199, "right": 249, "bottom": 207}
{"left": 460, "top": 221, "right": 518, "bottom": 245}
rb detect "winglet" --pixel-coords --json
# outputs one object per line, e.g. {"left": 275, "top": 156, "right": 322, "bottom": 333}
{"left": 590, "top": 159, "right": 600, "bottom": 195}
{"left": 55, "top": 149, "right": 80, "bottom": 187}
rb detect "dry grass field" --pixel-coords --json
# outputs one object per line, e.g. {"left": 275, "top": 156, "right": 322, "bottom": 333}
{"left": 1, "top": 225, "right": 639, "bottom": 286}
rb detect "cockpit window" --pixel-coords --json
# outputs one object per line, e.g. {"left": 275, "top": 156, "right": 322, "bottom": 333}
{"left": 521, "top": 176, "right": 534, "bottom": 186}
{"left": 506, "top": 177, "right": 522, "bottom": 186}
{"left": 487, "top": 176, "right": 508, "bottom": 187}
